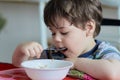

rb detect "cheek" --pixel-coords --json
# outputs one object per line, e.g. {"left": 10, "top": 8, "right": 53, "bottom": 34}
{"left": 64, "top": 37, "right": 80, "bottom": 50}
{"left": 66, "top": 33, "right": 87, "bottom": 52}
{"left": 70, "top": 33, "right": 86, "bottom": 44}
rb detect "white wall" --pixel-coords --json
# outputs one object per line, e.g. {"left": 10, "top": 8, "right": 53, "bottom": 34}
{"left": 97, "top": 5, "right": 120, "bottom": 49}
{"left": 0, "top": 2, "right": 41, "bottom": 63}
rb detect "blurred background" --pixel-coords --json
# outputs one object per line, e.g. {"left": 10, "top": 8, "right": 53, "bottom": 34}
{"left": 0, "top": 0, "right": 120, "bottom": 63}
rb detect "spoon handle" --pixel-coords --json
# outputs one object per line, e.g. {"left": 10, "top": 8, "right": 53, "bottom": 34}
{"left": 43, "top": 47, "right": 66, "bottom": 59}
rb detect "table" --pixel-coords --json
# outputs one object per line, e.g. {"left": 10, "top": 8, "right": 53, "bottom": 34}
{"left": 0, "top": 62, "right": 79, "bottom": 80}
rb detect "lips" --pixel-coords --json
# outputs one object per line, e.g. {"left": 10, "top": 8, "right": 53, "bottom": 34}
{"left": 57, "top": 47, "right": 67, "bottom": 52}
{"left": 62, "top": 48, "right": 67, "bottom": 51}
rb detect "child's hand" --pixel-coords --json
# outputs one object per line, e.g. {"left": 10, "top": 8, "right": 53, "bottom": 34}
{"left": 18, "top": 42, "right": 43, "bottom": 58}
{"left": 12, "top": 41, "right": 43, "bottom": 67}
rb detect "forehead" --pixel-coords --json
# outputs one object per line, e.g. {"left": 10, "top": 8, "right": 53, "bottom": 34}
{"left": 49, "top": 17, "right": 71, "bottom": 28}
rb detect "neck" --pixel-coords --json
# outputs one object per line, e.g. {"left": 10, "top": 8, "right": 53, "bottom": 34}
{"left": 83, "top": 39, "right": 96, "bottom": 54}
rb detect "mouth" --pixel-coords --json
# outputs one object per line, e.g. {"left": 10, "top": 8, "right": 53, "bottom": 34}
{"left": 57, "top": 47, "right": 67, "bottom": 52}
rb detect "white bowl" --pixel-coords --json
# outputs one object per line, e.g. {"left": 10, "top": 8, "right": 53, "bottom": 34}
{"left": 21, "top": 59, "right": 73, "bottom": 80}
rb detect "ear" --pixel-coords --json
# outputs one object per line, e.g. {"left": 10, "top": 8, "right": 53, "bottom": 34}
{"left": 85, "top": 20, "right": 95, "bottom": 37}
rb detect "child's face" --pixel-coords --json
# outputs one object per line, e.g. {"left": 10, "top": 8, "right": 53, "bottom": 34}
{"left": 49, "top": 18, "right": 94, "bottom": 58}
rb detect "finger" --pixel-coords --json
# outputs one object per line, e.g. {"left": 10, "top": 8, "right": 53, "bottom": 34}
{"left": 33, "top": 46, "right": 40, "bottom": 58}
{"left": 36, "top": 45, "right": 43, "bottom": 58}
{"left": 25, "top": 49, "right": 30, "bottom": 57}
{"left": 28, "top": 48, "right": 36, "bottom": 58}
{"left": 21, "top": 48, "right": 30, "bottom": 57}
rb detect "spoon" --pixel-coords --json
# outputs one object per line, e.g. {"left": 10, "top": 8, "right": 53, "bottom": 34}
{"left": 44, "top": 47, "right": 67, "bottom": 59}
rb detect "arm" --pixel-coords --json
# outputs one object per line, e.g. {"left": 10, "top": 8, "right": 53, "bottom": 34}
{"left": 12, "top": 41, "right": 43, "bottom": 67}
{"left": 66, "top": 58, "right": 120, "bottom": 80}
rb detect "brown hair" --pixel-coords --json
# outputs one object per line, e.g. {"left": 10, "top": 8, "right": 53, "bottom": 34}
{"left": 44, "top": 0, "right": 103, "bottom": 37}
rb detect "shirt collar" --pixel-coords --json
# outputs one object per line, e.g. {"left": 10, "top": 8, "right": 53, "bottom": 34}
{"left": 79, "top": 40, "right": 101, "bottom": 58}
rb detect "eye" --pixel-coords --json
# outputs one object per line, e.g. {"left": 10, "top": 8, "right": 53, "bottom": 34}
{"left": 61, "top": 32, "right": 69, "bottom": 35}
{"left": 51, "top": 32, "right": 55, "bottom": 36}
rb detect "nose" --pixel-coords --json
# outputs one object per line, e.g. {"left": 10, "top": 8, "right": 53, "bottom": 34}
{"left": 53, "top": 34, "right": 62, "bottom": 43}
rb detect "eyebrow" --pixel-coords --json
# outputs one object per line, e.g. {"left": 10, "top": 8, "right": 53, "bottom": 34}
{"left": 56, "top": 26, "right": 64, "bottom": 29}
{"left": 49, "top": 26, "right": 64, "bottom": 30}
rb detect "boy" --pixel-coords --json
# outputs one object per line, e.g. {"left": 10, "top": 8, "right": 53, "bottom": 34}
{"left": 12, "top": 0, "right": 120, "bottom": 79}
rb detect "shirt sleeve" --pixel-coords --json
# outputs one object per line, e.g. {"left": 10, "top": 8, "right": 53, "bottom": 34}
{"left": 94, "top": 41, "right": 120, "bottom": 60}
{"left": 102, "top": 52, "right": 120, "bottom": 60}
